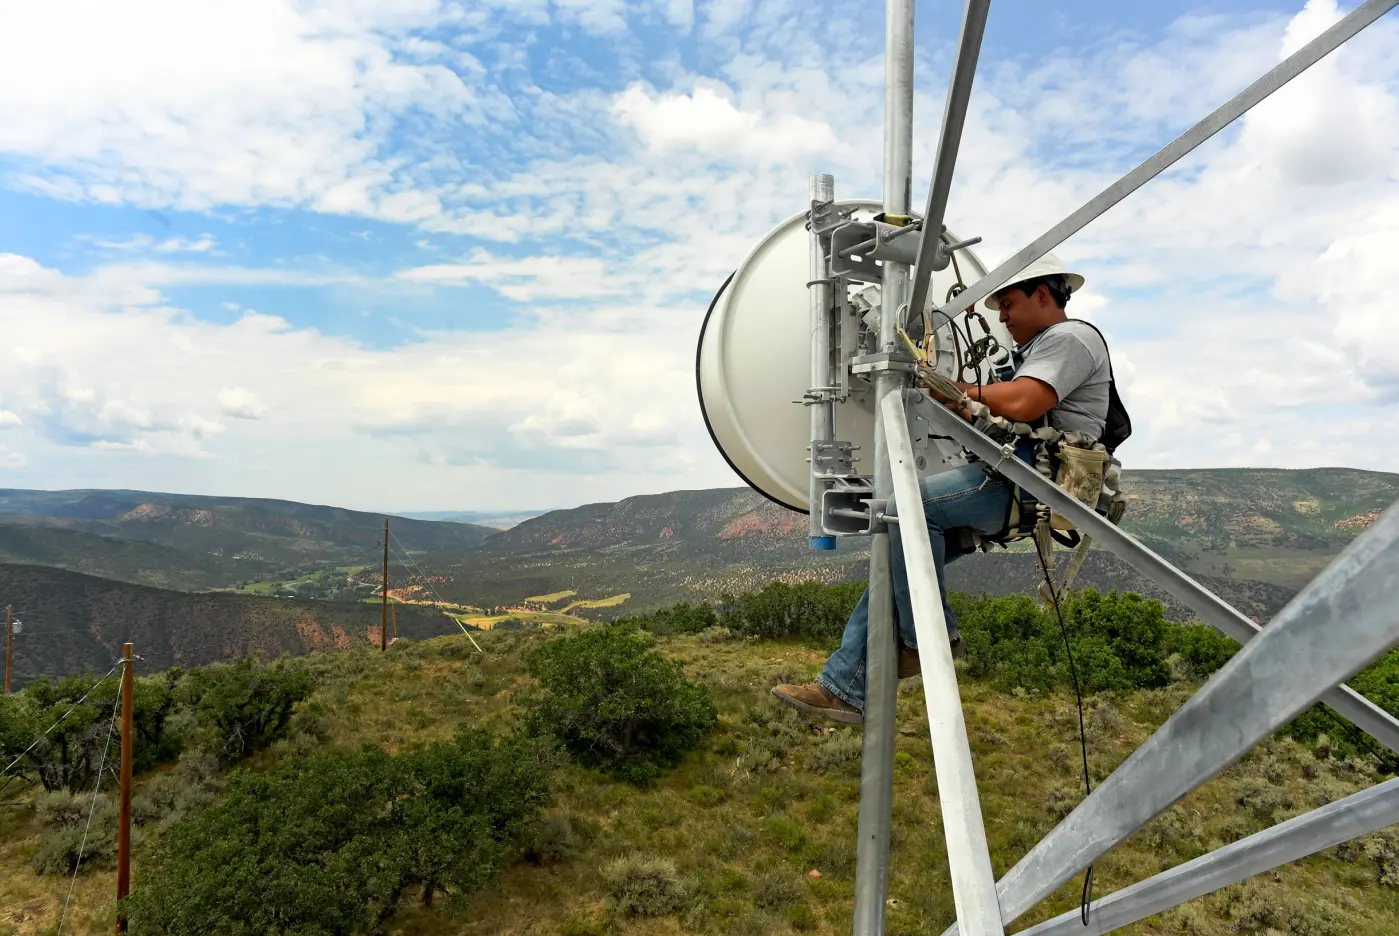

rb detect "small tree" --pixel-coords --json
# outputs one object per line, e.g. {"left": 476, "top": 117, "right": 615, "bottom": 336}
{"left": 124, "top": 747, "right": 406, "bottom": 934}
{"left": 0, "top": 671, "right": 180, "bottom": 791}
{"left": 180, "top": 658, "right": 314, "bottom": 763}
{"left": 391, "top": 729, "right": 553, "bottom": 906}
{"left": 125, "top": 732, "right": 554, "bottom": 933}
{"left": 525, "top": 626, "right": 716, "bottom": 784}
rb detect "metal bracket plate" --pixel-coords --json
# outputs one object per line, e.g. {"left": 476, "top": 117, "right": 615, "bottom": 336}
{"left": 851, "top": 350, "right": 916, "bottom": 375}
{"left": 811, "top": 440, "right": 855, "bottom": 477}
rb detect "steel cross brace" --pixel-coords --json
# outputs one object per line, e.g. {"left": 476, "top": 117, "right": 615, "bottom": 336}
{"left": 922, "top": 399, "right": 1399, "bottom": 934}
{"left": 931, "top": 0, "right": 1399, "bottom": 322}
{"left": 917, "top": 394, "right": 1399, "bottom": 756}
{"left": 1017, "top": 776, "right": 1399, "bottom": 935}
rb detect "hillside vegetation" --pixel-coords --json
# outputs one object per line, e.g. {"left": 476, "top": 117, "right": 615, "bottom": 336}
{"left": 2, "top": 470, "right": 1391, "bottom": 637}
{"left": 0, "top": 563, "right": 464, "bottom": 685}
{"left": 0, "top": 523, "right": 265, "bottom": 592}
{"left": 413, "top": 468, "right": 1396, "bottom": 623}
{"left": 1, "top": 583, "right": 1395, "bottom": 935}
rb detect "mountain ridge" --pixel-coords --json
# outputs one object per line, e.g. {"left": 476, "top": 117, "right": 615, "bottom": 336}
{"left": 0, "top": 488, "right": 497, "bottom": 590}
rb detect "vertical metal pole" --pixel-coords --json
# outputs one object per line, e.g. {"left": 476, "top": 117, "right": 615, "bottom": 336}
{"left": 809, "top": 173, "right": 837, "bottom": 550}
{"left": 854, "top": 2, "right": 915, "bottom": 935}
{"left": 116, "top": 642, "right": 133, "bottom": 933}
{"left": 382, "top": 518, "right": 389, "bottom": 651}
{"left": 4, "top": 606, "right": 11, "bottom": 695}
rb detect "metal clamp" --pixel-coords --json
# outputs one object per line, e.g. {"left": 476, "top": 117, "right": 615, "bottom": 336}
{"left": 851, "top": 350, "right": 916, "bottom": 375}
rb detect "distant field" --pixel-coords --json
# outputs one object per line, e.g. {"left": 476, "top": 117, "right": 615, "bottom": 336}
{"left": 525, "top": 589, "right": 577, "bottom": 604}
{"left": 453, "top": 609, "right": 587, "bottom": 630}
{"left": 561, "top": 593, "right": 631, "bottom": 611}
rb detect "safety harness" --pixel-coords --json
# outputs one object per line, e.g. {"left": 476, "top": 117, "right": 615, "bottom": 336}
{"left": 901, "top": 319, "right": 1132, "bottom": 601}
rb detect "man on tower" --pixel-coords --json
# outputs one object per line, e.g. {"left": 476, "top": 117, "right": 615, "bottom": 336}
{"left": 772, "top": 254, "right": 1115, "bottom": 724}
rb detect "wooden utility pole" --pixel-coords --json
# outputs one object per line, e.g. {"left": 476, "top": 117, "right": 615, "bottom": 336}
{"left": 4, "top": 606, "right": 11, "bottom": 695}
{"left": 381, "top": 518, "right": 389, "bottom": 651}
{"left": 116, "top": 642, "right": 134, "bottom": 932}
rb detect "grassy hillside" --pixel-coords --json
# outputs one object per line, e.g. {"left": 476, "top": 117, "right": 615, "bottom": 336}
{"left": 2, "top": 624, "right": 1394, "bottom": 934}
{"left": 0, "top": 563, "right": 466, "bottom": 685}
{"left": 1120, "top": 468, "right": 1399, "bottom": 589}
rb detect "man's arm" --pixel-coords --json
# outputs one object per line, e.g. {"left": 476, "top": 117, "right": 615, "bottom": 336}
{"left": 952, "top": 377, "right": 1058, "bottom": 423}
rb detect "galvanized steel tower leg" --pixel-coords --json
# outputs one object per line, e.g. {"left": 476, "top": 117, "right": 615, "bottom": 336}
{"left": 808, "top": 173, "right": 837, "bottom": 549}
{"left": 853, "top": 2, "right": 915, "bottom": 935}
{"left": 884, "top": 392, "right": 1005, "bottom": 935}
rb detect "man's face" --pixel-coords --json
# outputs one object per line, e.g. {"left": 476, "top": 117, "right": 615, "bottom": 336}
{"left": 996, "top": 284, "right": 1049, "bottom": 345}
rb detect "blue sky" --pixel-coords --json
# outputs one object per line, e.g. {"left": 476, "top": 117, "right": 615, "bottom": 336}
{"left": 1, "top": 0, "right": 1397, "bottom": 512}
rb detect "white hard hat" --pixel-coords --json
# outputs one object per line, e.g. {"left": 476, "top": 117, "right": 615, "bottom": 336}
{"left": 983, "top": 253, "right": 1085, "bottom": 311}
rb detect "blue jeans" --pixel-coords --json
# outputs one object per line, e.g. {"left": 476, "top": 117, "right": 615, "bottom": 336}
{"left": 818, "top": 459, "right": 1015, "bottom": 711}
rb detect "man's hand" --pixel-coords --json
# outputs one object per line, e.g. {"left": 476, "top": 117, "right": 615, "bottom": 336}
{"left": 956, "top": 377, "right": 1058, "bottom": 423}
{"left": 944, "top": 401, "right": 975, "bottom": 422}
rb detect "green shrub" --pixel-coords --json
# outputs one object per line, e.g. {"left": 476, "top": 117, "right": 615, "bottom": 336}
{"left": 1166, "top": 622, "right": 1239, "bottom": 678}
{"left": 179, "top": 658, "right": 315, "bottom": 763}
{"left": 32, "top": 791, "right": 122, "bottom": 875}
{"left": 689, "top": 784, "right": 727, "bottom": 808}
{"left": 124, "top": 730, "right": 552, "bottom": 932}
{"left": 1283, "top": 648, "right": 1399, "bottom": 758}
{"left": 524, "top": 626, "right": 716, "bottom": 784}
{"left": 1364, "top": 829, "right": 1399, "bottom": 887}
{"left": 950, "top": 589, "right": 1173, "bottom": 694}
{"left": 521, "top": 814, "right": 583, "bottom": 866}
{"left": 618, "top": 601, "right": 718, "bottom": 636}
{"left": 720, "top": 581, "right": 865, "bottom": 640}
{"left": 0, "top": 671, "right": 181, "bottom": 791}
{"left": 787, "top": 903, "right": 819, "bottom": 930}
{"left": 602, "top": 854, "right": 689, "bottom": 917}
{"left": 752, "top": 868, "right": 802, "bottom": 908}
{"left": 808, "top": 733, "right": 863, "bottom": 775}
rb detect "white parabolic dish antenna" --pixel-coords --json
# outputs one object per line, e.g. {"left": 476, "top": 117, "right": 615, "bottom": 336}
{"left": 696, "top": 200, "right": 1006, "bottom": 513}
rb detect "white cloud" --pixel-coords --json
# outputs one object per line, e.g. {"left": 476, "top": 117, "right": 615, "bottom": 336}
{"left": 5, "top": 0, "right": 1399, "bottom": 509}
{"left": 88, "top": 233, "right": 218, "bottom": 253}
{"left": 613, "top": 83, "right": 838, "bottom": 162}
{"left": 0, "top": 0, "right": 488, "bottom": 217}
{"left": 0, "top": 253, "right": 720, "bottom": 507}
{"left": 396, "top": 250, "right": 619, "bottom": 301}
{"left": 218, "top": 388, "right": 267, "bottom": 421}
{"left": 0, "top": 410, "right": 22, "bottom": 428}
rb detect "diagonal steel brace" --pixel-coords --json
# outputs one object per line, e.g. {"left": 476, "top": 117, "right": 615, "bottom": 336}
{"left": 917, "top": 395, "right": 1399, "bottom": 757}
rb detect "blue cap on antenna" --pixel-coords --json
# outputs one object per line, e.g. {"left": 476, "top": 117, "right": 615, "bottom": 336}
{"left": 809, "top": 536, "right": 837, "bottom": 551}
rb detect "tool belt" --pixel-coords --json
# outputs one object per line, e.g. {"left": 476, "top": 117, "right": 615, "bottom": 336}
{"left": 1002, "top": 432, "right": 1126, "bottom": 547}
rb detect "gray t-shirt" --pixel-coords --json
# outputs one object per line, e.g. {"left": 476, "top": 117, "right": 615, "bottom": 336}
{"left": 1011, "top": 320, "right": 1111, "bottom": 439}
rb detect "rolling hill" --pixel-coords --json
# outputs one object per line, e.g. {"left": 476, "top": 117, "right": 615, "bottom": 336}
{"left": 416, "top": 467, "right": 1395, "bottom": 621}
{"left": 0, "top": 562, "right": 467, "bottom": 687}
{"left": 2, "top": 468, "right": 1391, "bottom": 656}
{"left": 0, "top": 523, "right": 271, "bottom": 592}
{"left": 0, "top": 488, "right": 496, "bottom": 589}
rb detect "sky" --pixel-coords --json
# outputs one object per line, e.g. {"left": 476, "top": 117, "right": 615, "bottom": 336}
{"left": 1, "top": 0, "right": 1397, "bottom": 513}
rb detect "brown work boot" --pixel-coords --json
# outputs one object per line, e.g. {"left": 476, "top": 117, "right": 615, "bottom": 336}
{"left": 771, "top": 683, "right": 863, "bottom": 725}
{"left": 898, "top": 636, "right": 964, "bottom": 678}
